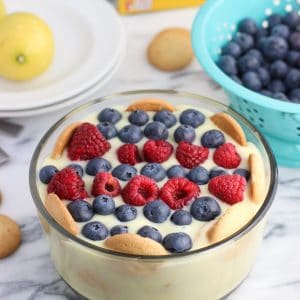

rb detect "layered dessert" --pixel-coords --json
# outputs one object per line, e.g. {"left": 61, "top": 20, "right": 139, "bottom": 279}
{"left": 38, "top": 98, "right": 267, "bottom": 256}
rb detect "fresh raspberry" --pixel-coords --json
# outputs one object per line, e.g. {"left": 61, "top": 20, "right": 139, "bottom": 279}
{"left": 159, "top": 178, "right": 200, "bottom": 209}
{"left": 47, "top": 167, "right": 88, "bottom": 200}
{"left": 117, "top": 144, "right": 141, "bottom": 165}
{"left": 213, "top": 143, "right": 241, "bottom": 169}
{"left": 143, "top": 139, "right": 173, "bottom": 163}
{"left": 122, "top": 175, "right": 159, "bottom": 206}
{"left": 176, "top": 141, "right": 209, "bottom": 169}
{"left": 68, "top": 123, "right": 110, "bottom": 160}
{"left": 208, "top": 174, "right": 246, "bottom": 204}
{"left": 92, "top": 172, "right": 121, "bottom": 197}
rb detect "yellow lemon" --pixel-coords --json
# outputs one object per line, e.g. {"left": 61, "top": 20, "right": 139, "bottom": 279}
{"left": 0, "top": 12, "right": 54, "bottom": 81}
{"left": 0, "top": 0, "right": 6, "bottom": 19}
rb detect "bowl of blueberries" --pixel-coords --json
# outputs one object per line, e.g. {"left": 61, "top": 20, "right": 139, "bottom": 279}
{"left": 192, "top": 0, "right": 300, "bottom": 167}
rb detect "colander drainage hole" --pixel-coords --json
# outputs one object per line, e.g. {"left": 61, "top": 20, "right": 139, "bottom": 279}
{"left": 259, "top": 118, "right": 264, "bottom": 123}
{"left": 246, "top": 108, "right": 252, "bottom": 113}
{"left": 253, "top": 109, "right": 258, "bottom": 113}
{"left": 249, "top": 116, "right": 254, "bottom": 122}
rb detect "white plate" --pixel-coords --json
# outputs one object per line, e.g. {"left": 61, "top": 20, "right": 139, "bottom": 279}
{"left": 0, "top": 0, "right": 124, "bottom": 111}
{"left": 0, "top": 47, "right": 124, "bottom": 118}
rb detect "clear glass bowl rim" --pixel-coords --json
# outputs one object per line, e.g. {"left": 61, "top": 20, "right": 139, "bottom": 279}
{"left": 29, "top": 89, "right": 278, "bottom": 260}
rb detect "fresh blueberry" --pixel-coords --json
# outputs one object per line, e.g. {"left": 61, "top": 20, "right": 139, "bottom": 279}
{"left": 153, "top": 110, "right": 177, "bottom": 128}
{"left": 93, "top": 195, "right": 115, "bottom": 215}
{"left": 289, "top": 88, "right": 300, "bottom": 102}
{"left": 261, "top": 89, "right": 273, "bottom": 97}
{"left": 162, "top": 232, "right": 192, "bottom": 253}
{"left": 137, "top": 226, "right": 162, "bottom": 243}
{"left": 144, "top": 121, "right": 169, "bottom": 140}
{"left": 270, "top": 60, "right": 289, "bottom": 79}
{"left": 291, "top": 98, "right": 300, "bottom": 103}
{"left": 230, "top": 75, "right": 242, "bottom": 84}
{"left": 286, "top": 51, "right": 300, "bottom": 66}
{"left": 246, "top": 49, "right": 263, "bottom": 63}
{"left": 39, "top": 165, "right": 58, "bottom": 184}
{"left": 179, "top": 109, "right": 205, "bottom": 128}
{"left": 238, "top": 54, "right": 260, "bottom": 73}
{"left": 209, "top": 167, "right": 227, "bottom": 179}
{"left": 233, "top": 33, "right": 254, "bottom": 52}
{"left": 273, "top": 92, "right": 288, "bottom": 101}
{"left": 187, "top": 166, "right": 209, "bottom": 185}
{"left": 190, "top": 197, "right": 221, "bottom": 221}
{"left": 283, "top": 11, "right": 300, "bottom": 29}
{"left": 238, "top": 18, "right": 257, "bottom": 35}
{"left": 68, "top": 164, "right": 84, "bottom": 177}
{"left": 167, "top": 165, "right": 186, "bottom": 178}
{"left": 82, "top": 221, "right": 108, "bottom": 241}
{"left": 255, "top": 28, "right": 268, "bottom": 42}
{"left": 267, "top": 14, "right": 283, "bottom": 28}
{"left": 128, "top": 110, "right": 149, "bottom": 126}
{"left": 257, "top": 37, "right": 268, "bottom": 51}
{"left": 110, "top": 225, "right": 128, "bottom": 236}
{"left": 268, "top": 80, "right": 286, "bottom": 93}
{"left": 86, "top": 158, "right": 111, "bottom": 176}
{"left": 271, "top": 24, "right": 290, "bottom": 39}
{"left": 112, "top": 164, "right": 137, "bottom": 181}
{"left": 118, "top": 125, "right": 143, "bottom": 143}
{"left": 256, "top": 67, "right": 270, "bottom": 87}
{"left": 201, "top": 129, "right": 225, "bottom": 148}
{"left": 261, "top": 36, "right": 288, "bottom": 61}
{"left": 67, "top": 200, "right": 94, "bottom": 222}
{"left": 242, "top": 71, "right": 262, "bottom": 91}
{"left": 233, "top": 168, "right": 250, "bottom": 181}
{"left": 285, "top": 69, "right": 300, "bottom": 89}
{"left": 115, "top": 205, "right": 137, "bottom": 222}
{"left": 97, "top": 122, "right": 117, "bottom": 139}
{"left": 141, "top": 163, "right": 166, "bottom": 182}
{"left": 171, "top": 210, "right": 192, "bottom": 226}
{"left": 221, "top": 41, "right": 241, "bottom": 58}
{"left": 143, "top": 200, "right": 171, "bottom": 223}
{"left": 174, "top": 125, "right": 196, "bottom": 143}
{"left": 290, "top": 96, "right": 300, "bottom": 103}
{"left": 98, "top": 108, "right": 121, "bottom": 124}
{"left": 289, "top": 32, "right": 300, "bottom": 50}
{"left": 217, "top": 55, "right": 237, "bottom": 75}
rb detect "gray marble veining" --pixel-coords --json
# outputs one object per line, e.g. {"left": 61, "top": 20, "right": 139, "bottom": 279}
{"left": 0, "top": 7, "right": 300, "bottom": 300}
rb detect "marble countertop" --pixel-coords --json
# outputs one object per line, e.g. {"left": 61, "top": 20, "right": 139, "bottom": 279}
{"left": 0, "top": 6, "right": 299, "bottom": 300}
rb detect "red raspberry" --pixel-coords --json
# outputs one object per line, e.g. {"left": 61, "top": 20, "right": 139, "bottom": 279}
{"left": 159, "top": 178, "right": 200, "bottom": 209}
{"left": 117, "top": 144, "right": 141, "bottom": 165}
{"left": 176, "top": 141, "right": 209, "bottom": 169}
{"left": 47, "top": 167, "right": 88, "bottom": 200}
{"left": 143, "top": 140, "right": 173, "bottom": 163}
{"left": 213, "top": 143, "right": 241, "bottom": 169}
{"left": 122, "top": 175, "right": 159, "bottom": 206}
{"left": 208, "top": 174, "right": 246, "bottom": 204}
{"left": 68, "top": 123, "right": 110, "bottom": 160}
{"left": 92, "top": 172, "right": 121, "bottom": 197}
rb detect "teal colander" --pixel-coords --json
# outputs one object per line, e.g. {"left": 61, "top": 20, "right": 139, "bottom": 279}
{"left": 192, "top": 0, "right": 300, "bottom": 167}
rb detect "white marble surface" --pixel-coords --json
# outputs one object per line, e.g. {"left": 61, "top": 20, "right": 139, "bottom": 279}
{"left": 0, "top": 6, "right": 300, "bottom": 300}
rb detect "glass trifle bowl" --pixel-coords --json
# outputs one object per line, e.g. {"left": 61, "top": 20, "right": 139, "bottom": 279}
{"left": 30, "top": 90, "right": 277, "bottom": 300}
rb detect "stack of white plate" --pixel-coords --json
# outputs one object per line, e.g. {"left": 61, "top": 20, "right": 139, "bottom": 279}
{"left": 0, "top": 0, "right": 125, "bottom": 118}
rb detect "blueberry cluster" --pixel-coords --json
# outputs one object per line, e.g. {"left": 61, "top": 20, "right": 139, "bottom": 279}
{"left": 96, "top": 107, "right": 208, "bottom": 143}
{"left": 64, "top": 195, "right": 136, "bottom": 240}
{"left": 165, "top": 163, "right": 249, "bottom": 183}
{"left": 218, "top": 12, "right": 300, "bottom": 102}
